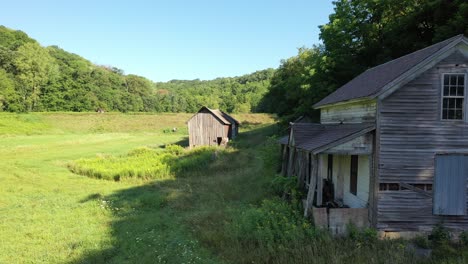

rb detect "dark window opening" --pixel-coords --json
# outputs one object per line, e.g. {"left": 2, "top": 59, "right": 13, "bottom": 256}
{"left": 379, "top": 183, "right": 433, "bottom": 191}
{"left": 350, "top": 155, "right": 358, "bottom": 195}
{"left": 327, "top": 154, "right": 333, "bottom": 180}
{"left": 217, "top": 137, "right": 222, "bottom": 145}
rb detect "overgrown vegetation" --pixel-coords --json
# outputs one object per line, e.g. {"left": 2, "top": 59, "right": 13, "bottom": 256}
{"left": 68, "top": 145, "right": 218, "bottom": 181}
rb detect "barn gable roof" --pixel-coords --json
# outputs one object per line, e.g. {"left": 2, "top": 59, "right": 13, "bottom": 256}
{"left": 285, "top": 123, "right": 374, "bottom": 154}
{"left": 314, "top": 34, "right": 468, "bottom": 108}
{"left": 188, "top": 106, "right": 239, "bottom": 125}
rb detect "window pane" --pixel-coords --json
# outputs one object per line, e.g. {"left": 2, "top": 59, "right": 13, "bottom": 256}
{"left": 456, "top": 98, "right": 463, "bottom": 109}
{"left": 451, "top": 75, "right": 457, "bottom": 86}
{"left": 460, "top": 75, "right": 465, "bottom": 86}
{"left": 448, "top": 110, "right": 455, "bottom": 119}
{"left": 450, "top": 86, "right": 459, "bottom": 96}
{"left": 443, "top": 109, "right": 448, "bottom": 119}
{"left": 444, "top": 76, "right": 449, "bottom": 85}
{"left": 443, "top": 98, "right": 448, "bottom": 108}
{"left": 444, "top": 86, "right": 449, "bottom": 96}
{"left": 457, "top": 86, "right": 464, "bottom": 96}
{"left": 449, "top": 98, "right": 455, "bottom": 108}
{"left": 456, "top": 110, "right": 463, "bottom": 119}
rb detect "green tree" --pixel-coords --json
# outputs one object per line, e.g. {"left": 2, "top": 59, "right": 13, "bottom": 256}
{"left": 13, "top": 42, "right": 56, "bottom": 111}
{"left": 0, "top": 69, "right": 17, "bottom": 111}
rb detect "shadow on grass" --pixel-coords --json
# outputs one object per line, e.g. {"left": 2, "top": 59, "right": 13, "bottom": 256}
{"left": 70, "top": 124, "right": 280, "bottom": 264}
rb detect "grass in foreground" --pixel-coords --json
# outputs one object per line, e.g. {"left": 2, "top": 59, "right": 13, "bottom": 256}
{"left": 1, "top": 112, "right": 467, "bottom": 263}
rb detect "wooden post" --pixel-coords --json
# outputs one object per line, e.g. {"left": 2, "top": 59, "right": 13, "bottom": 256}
{"left": 287, "top": 147, "right": 295, "bottom": 177}
{"left": 296, "top": 151, "right": 303, "bottom": 184}
{"left": 336, "top": 156, "right": 344, "bottom": 200}
{"left": 304, "top": 155, "right": 318, "bottom": 217}
{"left": 367, "top": 154, "right": 374, "bottom": 224}
{"left": 280, "top": 145, "right": 288, "bottom": 176}
{"left": 317, "top": 154, "right": 324, "bottom": 206}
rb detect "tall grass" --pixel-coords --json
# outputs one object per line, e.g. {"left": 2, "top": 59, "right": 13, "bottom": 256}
{"left": 68, "top": 145, "right": 219, "bottom": 181}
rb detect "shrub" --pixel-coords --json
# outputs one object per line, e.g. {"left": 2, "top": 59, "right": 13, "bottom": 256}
{"left": 413, "top": 235, "right": 431, "bottom": 249}
{"left": 164, "top": 144, "right": 184, "bottom": 156}
{"left": 270, "top": 175, "right": 297, "bottom": 196}
{"left": 229, "top": 198, "right": 316, "bottom": 250}
{"left": 460, "top": 231, "right": 468, "bottom": 247}
{"left": 429, "top": 223, "right": 451, "bottom": 246}
{"left": 127, "top": 146, "right": 157, "bottom": 156}
{"left": 347, "top": 223, "right": 378, "bottom": 244}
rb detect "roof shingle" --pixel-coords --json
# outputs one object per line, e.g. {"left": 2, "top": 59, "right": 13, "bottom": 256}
{"left": 288, "top": 123, "right": 374, "bottom": 153}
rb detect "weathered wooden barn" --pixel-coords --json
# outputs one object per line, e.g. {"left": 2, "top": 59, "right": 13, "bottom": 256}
{"left": 280, "top": 35, "right": 468, "bottom": 236}
{"left": 187, "top": 106, "right": 239, "bottom": 148}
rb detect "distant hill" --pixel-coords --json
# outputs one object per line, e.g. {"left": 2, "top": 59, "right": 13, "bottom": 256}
{"left": 0, "top": 26, "right": 274, "bottom": 113}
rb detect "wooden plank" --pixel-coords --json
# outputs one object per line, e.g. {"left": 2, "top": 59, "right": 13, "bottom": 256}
{"left": 320, "top": 100, "right": 377, "bottom": 124}
{"left": 304, "top": 155, "right": 318, "bottom": 217}
{"left": 399, "top": 182, "right": 433, "bottom": 198}
{"left": 317, "top": 155, "right": 324, "bottom": 206}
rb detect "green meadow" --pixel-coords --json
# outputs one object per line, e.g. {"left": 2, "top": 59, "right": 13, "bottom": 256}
{"left": 0, "top": 112, "right": 279, "bottom": 263}
{"left": 1, "top": 112, "right": 467, "bottom": 264}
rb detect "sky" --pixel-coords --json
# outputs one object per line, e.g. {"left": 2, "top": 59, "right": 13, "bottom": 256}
{"left": 2, "top": 1, "right": 335, "bottom": 82}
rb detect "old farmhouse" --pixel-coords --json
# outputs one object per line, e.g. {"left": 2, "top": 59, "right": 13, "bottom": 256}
{"left": 188, "top": 106, "right": 239, "bottom": 148}
{"left": 280, "top": 34, "right": 468, "bottom": 236}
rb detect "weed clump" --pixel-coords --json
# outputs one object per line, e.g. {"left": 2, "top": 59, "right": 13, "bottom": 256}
{"left": 229, "top": 198, "right": 317, "bottom": 252}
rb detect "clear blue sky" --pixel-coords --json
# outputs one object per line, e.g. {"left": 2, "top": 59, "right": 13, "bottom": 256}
{"left": 2, "top": 1, "right": 334, "bottom": 82}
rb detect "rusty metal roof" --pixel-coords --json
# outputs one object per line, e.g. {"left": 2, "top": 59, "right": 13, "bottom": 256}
{"left": 314, "top": 34, "right": 467, "bottom": 108}
{"left": 288, "top": 123, "right": 375, "bottom": 154}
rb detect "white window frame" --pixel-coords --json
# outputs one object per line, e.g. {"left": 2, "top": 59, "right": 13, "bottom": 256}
{"left": 440, "top": 73, "right": 467, "bottom": 121}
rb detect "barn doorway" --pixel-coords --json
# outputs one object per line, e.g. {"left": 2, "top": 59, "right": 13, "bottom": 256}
{"left": 217, "top": 137, "right": 222, "bottom": 146}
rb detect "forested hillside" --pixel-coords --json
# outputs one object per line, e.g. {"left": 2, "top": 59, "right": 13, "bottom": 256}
{"left": 0, "top": 26, "right": 273, "bottom": 113}
{"left": 261, "top": 0, "right": 468, "bottom": 120}
{"left": 0, "top": 0, "right": 466, "bottom": 116}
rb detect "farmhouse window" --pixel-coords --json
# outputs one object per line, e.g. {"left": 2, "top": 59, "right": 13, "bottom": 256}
{"left": 350, "top": 155, "right": 358, "bottom": 195}
{"left": 442, "top": 74, "right": 465, "bottom": 120}
{"left": 433, "top": 155, "right": 468, "bottom": 216}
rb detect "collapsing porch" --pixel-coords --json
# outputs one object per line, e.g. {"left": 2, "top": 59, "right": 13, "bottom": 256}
{"left": 279, "top": 123, "right": 375, "bottom": 234}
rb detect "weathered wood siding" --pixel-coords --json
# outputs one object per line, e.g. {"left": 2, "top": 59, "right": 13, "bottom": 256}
{"left": 320, "top": 101, "right": 377, "bottom": 124}
{"left": 323, "top": 134, "right": 374, "bottom": 155}
{"left": 188, "top": 110, "right": 227, "bottom": 147}
{"left": 378, "top": 50, "right": 468, "bottom": 232}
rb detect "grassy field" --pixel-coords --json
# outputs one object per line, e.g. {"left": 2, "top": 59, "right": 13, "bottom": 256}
{"left": 1, "top": 112, "right": 467, "bottom": 264}
{"left": 0, "top": 112, "right": 277, "bottom": 263}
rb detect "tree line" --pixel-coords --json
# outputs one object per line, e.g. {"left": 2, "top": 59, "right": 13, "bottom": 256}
{"left": 0, "top": 25, "right": 273, "bottom": 113}
{"left": 0, "top": 0, "right": 466, "bottom": 116}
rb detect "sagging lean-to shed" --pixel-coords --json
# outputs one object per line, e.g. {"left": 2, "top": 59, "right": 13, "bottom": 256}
{"left": 187, "top": 106, "right": 239, "bottom": 148}
{"left": 280, "top": 34, "right": 468, "bottom": 237}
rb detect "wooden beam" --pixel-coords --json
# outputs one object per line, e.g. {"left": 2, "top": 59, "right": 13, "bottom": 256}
{"left": 317, "top": 155, "right": 324, "bottom": 206}
{"left": 287, "top": 147, "right": 295, "bottom": 177}
{"left": 335, "top": 155, "right": 344, "bottom": 200}
{"left": 399, "top": 182, "right": 433, "bottom": 197}
{"left": 304, "top": 155, "right": 318, "bottom": 217}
